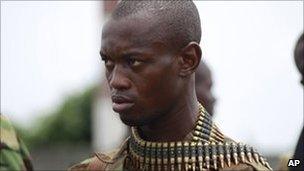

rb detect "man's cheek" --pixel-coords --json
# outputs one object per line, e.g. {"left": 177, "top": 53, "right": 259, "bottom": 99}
{"left": 137, "top": 80, "right": 159, "bottom": 99}
{"left": 145, "top": 74, "right": 164, "bottom": 92}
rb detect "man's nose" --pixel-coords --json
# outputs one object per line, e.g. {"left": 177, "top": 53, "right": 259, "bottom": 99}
{"left": 108, "top": 65, "right": 131, "bottom": 90}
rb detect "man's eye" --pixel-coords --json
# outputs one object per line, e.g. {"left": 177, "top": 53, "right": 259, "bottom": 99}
{"left": 128, "top": 58, "right": 142, "bottom": 67}
{"left": 101, "top": 57, "right": 114, "bottom": 67}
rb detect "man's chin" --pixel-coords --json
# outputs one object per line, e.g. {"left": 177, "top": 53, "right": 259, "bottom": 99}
{"left": 120, "top": 117, "right": 145, "bottom": 127}
{"left": 119, "top": 113, "right": 151, "bottom": 127}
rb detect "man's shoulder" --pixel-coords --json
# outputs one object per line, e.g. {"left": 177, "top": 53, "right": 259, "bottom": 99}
{"left": 68, "top": 157, "right": 93, "bottom": 171}
{"left": 68, "top": 138, "right": 129, "bottom": 171}
{"left": 68, "top": 151, "right": 124, "bottom": 171}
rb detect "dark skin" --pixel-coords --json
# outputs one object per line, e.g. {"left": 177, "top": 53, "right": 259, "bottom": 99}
{"left": 100, "top": 14, "right": 202, "bottom": 142}
{"left": 195, "top": 62, "right": 216, "bottom": 116}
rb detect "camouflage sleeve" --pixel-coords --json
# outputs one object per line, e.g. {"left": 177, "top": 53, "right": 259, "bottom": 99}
{"left": 0, "top": 114, "right": 33, "bottom": 171}
{"left": 68, "top": 154, "right": 114, "bottom": 171}
{"left": 68, "top": 139, "right": 129, "bottom": 171}
{"left": 68, "top": 151, "right": 125, "bottom": 171}
{"left": 68, "top": 158, "right": 93, "bottom": 171}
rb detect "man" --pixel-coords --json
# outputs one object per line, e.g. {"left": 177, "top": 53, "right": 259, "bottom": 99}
{"left": 291, "top": 33, "right": 303, "bottom": 171}
{"left": 0, "top": 114, "right": 33, "bottom": 171}
{"left": 195, "top": 62, "right": 216, "bottom": 116}
{"left": 70, "top": 1, "right": 271, "bottom": 170}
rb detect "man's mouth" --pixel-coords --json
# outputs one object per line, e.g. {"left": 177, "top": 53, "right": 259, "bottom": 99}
{"left": 111, "top": 95, "right": 134, "bottom": 113}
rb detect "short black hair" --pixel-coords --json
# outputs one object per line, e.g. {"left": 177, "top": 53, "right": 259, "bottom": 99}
{"left": 111, "top": 0, "right": 201, "bottom": 50}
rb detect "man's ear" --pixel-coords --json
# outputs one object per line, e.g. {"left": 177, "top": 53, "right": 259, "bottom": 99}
{"left": 178, "top": 42, "right": 202, "bottom": 77}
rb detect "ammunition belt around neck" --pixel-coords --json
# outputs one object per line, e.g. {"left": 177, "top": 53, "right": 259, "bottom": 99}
{"left": 127, "top": 138, "right": 272, "bottom": 171}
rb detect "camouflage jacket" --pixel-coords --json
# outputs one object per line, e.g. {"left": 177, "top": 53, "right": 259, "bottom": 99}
{"left": 68, "top": 137, "right": 271, "bottom": 171}
{"left": 0, "top": 114, "right": 33, "bottom": 171}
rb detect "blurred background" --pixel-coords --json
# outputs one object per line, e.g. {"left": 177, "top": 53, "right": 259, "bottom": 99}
{"left": 1, "top": 1, "right": 303, "bottom": 170}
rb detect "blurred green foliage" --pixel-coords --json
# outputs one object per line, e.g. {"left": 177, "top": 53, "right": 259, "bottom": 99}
{"left": 15, "top": 85, "right": 97, "bottom": 148}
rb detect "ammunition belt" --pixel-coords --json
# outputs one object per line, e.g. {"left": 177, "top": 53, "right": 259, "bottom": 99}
{"left": 128, "top": 138, "right": 272, "bottom": 171}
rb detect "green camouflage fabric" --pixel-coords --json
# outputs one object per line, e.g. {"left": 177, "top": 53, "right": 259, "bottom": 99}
{"left": 0, "top": 114, "right": 33, "bottom": 171}
{"left": 68, "top": 140, "right": 128, "bottom": 171}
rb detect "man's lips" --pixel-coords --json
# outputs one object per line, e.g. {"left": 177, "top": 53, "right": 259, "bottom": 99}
{"left": 112, "top": 102, "right": 134, "bottom": 113}
{"left": 111, "top": 95, "right": 134, "bottom": 113}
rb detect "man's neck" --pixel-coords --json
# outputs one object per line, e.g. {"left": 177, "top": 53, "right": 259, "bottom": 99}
{"left": 138, "top": 93, "right": 199, "bottom": 142}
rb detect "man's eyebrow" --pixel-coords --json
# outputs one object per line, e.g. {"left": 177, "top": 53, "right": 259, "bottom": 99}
{"left": 122, "top": 48, "right": 154, "bottom": 56}
{"left": 121, "top": 51, "right": 141, "bottom": 57}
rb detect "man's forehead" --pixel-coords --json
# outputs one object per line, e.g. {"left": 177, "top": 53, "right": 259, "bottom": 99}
{"left": 102, "top": 15, "right": 159, "bottom": 40}
{"left": 101, "top": 16, "right": 167, "bottom": 53}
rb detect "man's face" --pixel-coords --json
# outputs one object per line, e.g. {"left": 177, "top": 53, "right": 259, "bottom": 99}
{"left": 100, "top": 16, "right": 181, "bottom": 126}
{"left": 195, "top": 68, "right": 216, "bottom": 116}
